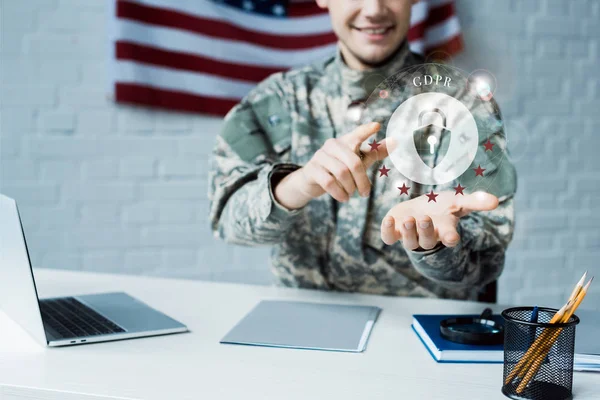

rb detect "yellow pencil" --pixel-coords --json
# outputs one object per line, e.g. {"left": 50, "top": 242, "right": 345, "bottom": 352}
{"left": 504, "top": 272, "right": 588, "bottom": 385}
{"left": 514, "top": 276, "right": 591, "bottom": 383}
{"left": 515, "top": 277, "right": 593, "bottom": 394}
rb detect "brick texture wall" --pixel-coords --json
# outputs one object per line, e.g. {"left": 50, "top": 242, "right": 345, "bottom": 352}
{"left": 1, "top": 0, "right": 598, "bottom": 310}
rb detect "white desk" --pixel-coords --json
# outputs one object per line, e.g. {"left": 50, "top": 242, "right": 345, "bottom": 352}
{"left": 0, "top": 269, "right": 597, "bottom": 400}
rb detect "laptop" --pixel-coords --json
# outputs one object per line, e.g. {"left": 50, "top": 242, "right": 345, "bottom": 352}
{"left": 0, "top": 194, "right": 188, "bottom": 347}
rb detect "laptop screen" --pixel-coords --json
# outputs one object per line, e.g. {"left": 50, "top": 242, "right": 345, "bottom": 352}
{"left": 0, "top": 194, "right": 48, "bottom": 345}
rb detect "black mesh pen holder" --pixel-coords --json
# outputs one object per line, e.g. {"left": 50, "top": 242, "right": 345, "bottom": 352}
{"left": 501, "top": 307, "right": 579, "bottom": 400}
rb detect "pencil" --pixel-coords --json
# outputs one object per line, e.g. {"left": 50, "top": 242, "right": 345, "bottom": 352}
{"left": 567, "top": 270, "right": 587, "bottom": 302}
{"left": 504, "top": 272, "right": 586, "bottom": 385}
{"left": 515, "top": 277, "right": 593, "bottom": 394}
{"left": 515, "top": 277, "right": 590, "bottom": 382}
{"left": 504, "top": 272, "right": 591, "bottom": 386}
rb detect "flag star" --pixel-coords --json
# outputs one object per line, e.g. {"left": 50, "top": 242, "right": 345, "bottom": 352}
{"left": 272, "top": 4, "right": 285, "bottom": 15}
{"left": 483, "top": 139, "right": 495, "bottom": 152}
{"left": 369, "top": 140, "right": 381, "bottom": 151}
{"left": 474, "top": 165, "right": 486, "bottom": 177}
{"left": 243, "top": 0, "right": 254, "bottom": 10}
{"left": 397, "top": 183, "right": 410, "bottom": 195}
{"left": 378, "top": 165, "right": 391, "bottom": 177}
{"left": 454, "top": 183, "right": 466, "bottom": 195}
{"left": 426, "top": 190, "right": 439, "bottom": 203}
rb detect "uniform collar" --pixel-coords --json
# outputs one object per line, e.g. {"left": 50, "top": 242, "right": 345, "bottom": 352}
{"left": 336, "top": 40, "right": 411, "bottom": 102}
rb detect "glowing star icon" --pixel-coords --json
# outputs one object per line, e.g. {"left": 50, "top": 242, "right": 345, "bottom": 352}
{"left": 369, "top": 140, "right": 381, "bottom": 151}
{"left": 426, "top": 190, "right": 439, "bottom": 203}
{"left": 474, "top": 165, "right": 486, "bottom": 177}
{"left": 378, "top": 165, "right": 391, "bottom": 177}
{"left": 397, "top": 183, "right": 410, "bottom": 195}
{"left": 483, "top": 139, "right": 495, "bottom": 152}
{"left": 454, "top": 184, "right": 466, "bottom": 195}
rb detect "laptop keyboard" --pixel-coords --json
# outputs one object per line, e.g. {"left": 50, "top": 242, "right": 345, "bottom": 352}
{"left": 40, "top": 297, "right": 126, "bottom": 339}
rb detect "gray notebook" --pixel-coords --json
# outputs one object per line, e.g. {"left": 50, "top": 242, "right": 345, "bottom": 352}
{"left": 221, "top": 300, "right": 381, "bottom": 352}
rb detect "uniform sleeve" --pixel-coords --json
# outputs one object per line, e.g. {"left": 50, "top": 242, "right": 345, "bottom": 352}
{"left": 406, "top": 98, "right": 518, "bottom": 291}
{"left": 208, "top": 76, "right": 304, "bottom": 246}
{"left": 406, "top": 197, "right": 515, "bottom": 290}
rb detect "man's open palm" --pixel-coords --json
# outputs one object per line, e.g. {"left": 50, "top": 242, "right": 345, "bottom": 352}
{"left": 381, "top": 191, "right": 499, "bottom": 250}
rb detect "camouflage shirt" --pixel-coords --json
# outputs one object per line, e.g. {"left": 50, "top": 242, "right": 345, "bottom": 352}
{"left": 208, "top": 42, "right": 517, "bottom": 300}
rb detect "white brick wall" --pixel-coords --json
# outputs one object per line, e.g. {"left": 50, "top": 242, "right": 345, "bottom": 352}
{"left": 1, "top": 0, "right": 598, "bottom": 310}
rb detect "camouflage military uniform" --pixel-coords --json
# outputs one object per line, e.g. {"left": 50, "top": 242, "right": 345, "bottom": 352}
{"left": 208, "top": 42, "right": 517, "bottom": 300}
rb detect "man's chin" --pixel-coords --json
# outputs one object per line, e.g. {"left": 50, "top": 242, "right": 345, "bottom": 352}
{"left": 354, "top": 50, "right": 398, "bottom": 68}
{"left": 349, "top": 39, "right": 408, "bottom": 67}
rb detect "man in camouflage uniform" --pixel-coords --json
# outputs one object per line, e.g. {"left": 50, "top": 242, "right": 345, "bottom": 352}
{"left": 208, "top": 0, "right": 517, "bottom": 300}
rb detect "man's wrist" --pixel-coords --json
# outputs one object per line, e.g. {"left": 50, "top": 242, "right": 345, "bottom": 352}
{"left": 272, "top": 166, "right": 313, "bottom": 210}
{"left": 409, "top": 242, "right": 446, "bottom": 255}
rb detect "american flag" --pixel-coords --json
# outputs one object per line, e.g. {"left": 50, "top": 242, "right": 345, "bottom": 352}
{"left": 110, "top": 0, "right": 463, "bottom": 116}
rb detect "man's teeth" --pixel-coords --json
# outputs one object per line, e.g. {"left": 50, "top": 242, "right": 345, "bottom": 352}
{"left": 362, "top": 28, "right": 388, "bottom": 34}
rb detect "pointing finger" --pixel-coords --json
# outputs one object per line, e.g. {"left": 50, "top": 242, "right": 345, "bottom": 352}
{"left": 361, "top": 138, "right": 389, "bottom": 167}
{"left": 345, "top": 122, "right": 381, "bottom": 150}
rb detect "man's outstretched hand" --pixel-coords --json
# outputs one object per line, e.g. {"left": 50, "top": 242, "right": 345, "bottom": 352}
{"left": 381, "top": 191, "right": 499, "bottom": 250}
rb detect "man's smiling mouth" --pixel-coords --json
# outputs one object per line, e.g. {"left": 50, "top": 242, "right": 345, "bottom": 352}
{"left": 352, "top": 26, "right": 394, "bottom": 35}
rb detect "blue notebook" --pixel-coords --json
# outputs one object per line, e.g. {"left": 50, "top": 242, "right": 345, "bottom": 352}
{"left": 413, "top": 311, "right": 600, "bottom": 369}
{"left": 412, "top": 314, "right": 504, "bottom": 364}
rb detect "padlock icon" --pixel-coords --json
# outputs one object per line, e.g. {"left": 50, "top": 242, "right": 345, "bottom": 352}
{"left": 412, "top": 108, "right": 451, "bottom": 168}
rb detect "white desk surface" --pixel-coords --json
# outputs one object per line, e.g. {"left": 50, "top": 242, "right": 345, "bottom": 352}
{"left": 0, "top": 269, "right": 597, "bottom": 400}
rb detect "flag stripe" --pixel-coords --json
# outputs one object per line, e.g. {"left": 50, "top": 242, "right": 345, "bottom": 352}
{"left": 288, "top": 1, "right": 327, "bottom": 17}
{"left": 425, "top": 15, "right": 461, "bottom": 47}
{"left": 407, "top": 2, "right": 455, "bottom": 42}
{"left": 114, "top": 19, "right": 338, "bottom": 68}
{"left": 409, "top": 39, "right": 425, "bottom": 55}
{"left": 116, "top": 83, "right": 237, "bottom": 115}
{"left": 410, "top": 2, "right": 428, "bottom": 25}
{"left": 426, "top": 2, "right": 455, "bottom": 26}
{"left": 122, "top": 0, "right": 334, "bottom": 34}
{"left": 117, "top": 0, "right": 337, "bottom": 49}
{"left": 115, "top": 60, "right": 255, "bottom": 98}
{"left": 116, "top": 41, "right": 284, "bottom": 83}
{"left": 427, "top": 0, "right": 455, "bottom": 7}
